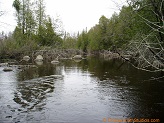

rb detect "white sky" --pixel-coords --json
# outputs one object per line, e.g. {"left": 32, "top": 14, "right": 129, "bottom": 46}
{"left": 0, "top": 0, "right": 126, "bottom": 34}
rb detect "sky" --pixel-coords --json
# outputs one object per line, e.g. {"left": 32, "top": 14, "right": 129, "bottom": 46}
{"left": 0, "top": 0, "right": 126, "bottom": 34}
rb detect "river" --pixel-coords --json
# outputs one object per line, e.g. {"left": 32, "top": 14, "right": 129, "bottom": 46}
{"left": 0, "top": 57, "right": 163, "bottom": 123}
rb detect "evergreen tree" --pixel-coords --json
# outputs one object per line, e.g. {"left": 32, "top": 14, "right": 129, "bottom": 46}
{"left": 77, "top": 30, "right": 89, "bottom": 52}
{"left": 13, "top": 0, "right": 35, "bottom": 38}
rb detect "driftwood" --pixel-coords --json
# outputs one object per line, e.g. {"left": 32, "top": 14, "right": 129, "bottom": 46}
{"left": 24, "top": 49, "right": 83, "bottom": 62}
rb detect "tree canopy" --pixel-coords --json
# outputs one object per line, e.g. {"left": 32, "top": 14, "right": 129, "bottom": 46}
{"left": 12, "top": 0, "right": 62, "bottom": 47}
{"left": 0, "top": 0, "right": 163, "bottom": 72}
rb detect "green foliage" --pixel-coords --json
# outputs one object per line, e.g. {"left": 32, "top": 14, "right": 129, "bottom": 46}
{"left": 128, "top": 0, "right": 164, "bottom": 43}
{"left": 13, "top": 0, "right": 36, "bottom": 35}
{"left": 12, "top": 0, "right": 21, "bottom": 13}
{"left": 63, "top": 33, "right": 77, "bottom": 49}
{"left": 88, "top": 25, "right": 101, "bottom": 50}
{"left": 0, "top": 33, "right": 38, "bottom": 59}
{"left": 76, "top": 0, "right": 163, "bottom": 51}
{"left": 37, "top": 17, "right": 63, "bottom": 47}
{"left": 35, "top": 0, "right": 46, "bottom": 27}
{"left": 11, "top": 0, "right": 63, "bottom": 50}
{"left": 77, "top": 30, "right": 89, "bottom": 52}
{"left": 2, "top": 0, "right": 163, "bottom": 58}
{"left": 98, "top": 15, "right": 111, "bottom": 49}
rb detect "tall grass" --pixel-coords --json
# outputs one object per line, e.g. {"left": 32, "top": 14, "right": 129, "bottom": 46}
{"left": 0, "top": 36, "right": 39, "bottom": 59}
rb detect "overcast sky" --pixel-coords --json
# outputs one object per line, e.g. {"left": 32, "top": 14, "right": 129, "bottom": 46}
{"left": 0, "top": 0, "right": 126, "bottom": 34}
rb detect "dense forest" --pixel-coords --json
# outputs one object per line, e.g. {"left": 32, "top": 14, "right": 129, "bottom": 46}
{"left": 0, "top": 0, "right": 63, "bottom": 53}
{"left": 0, "top": 0, "right": 164, "bottom": 72}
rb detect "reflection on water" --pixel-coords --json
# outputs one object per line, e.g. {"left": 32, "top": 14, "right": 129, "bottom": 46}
{"left": 0, "top": 57, "right": 164, "bottom": 123}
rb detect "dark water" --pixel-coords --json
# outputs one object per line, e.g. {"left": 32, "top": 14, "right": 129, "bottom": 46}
{"left": 0, "top": 57, "right": 164, "bottom": 123}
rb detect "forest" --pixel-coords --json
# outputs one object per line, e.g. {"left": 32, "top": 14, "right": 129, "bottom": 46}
{"left": 0, "top": 0, "right": 164, "bottom": 72}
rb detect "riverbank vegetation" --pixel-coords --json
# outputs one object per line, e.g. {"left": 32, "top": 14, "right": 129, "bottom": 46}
{"left": 0, "top": 0, "right": 164, "bottom": 73}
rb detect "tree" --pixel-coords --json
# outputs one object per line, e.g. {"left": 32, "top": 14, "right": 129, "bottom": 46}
{"left": 88, "top": 25, "right": 101, "bottom": 50}
{"left": 13, "top": 0, "right": 25, "bottom": 34}
{"left": 63, "top": 32, "right": 77, "bottom": 49}
{"left": 123, "top": 0, "right": 164, "bottom": 73}
{"left": 127, "top": 0, "right": 164, "bottom": 44}
{"left": 13, "top": 0, "right": 35, "bottom": 37}
{"left": 35, "top": 0, "right": 46, "bottom": 28}
{"left": 98, "top": 15, "right": 111, "bottom": 49}
{"left": 37, "top": 17, "right": 62, "bottom": 47}
{"left": 77, "top": 29, "right": 89, "bottom": 52}
{"left": 24, "top": 0, "right": 36, "bottom": 37}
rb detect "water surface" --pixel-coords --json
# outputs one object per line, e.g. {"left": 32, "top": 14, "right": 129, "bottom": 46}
{"left": 0, "top": 57, "right": 163, "bottom": 123}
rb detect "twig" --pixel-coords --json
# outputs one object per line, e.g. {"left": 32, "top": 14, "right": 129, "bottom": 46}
{"left": 144, "top": 76, "right": 164, "bottom": 81}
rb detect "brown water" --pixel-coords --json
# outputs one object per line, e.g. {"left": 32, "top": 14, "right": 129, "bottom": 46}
{"left": 0, "top": 57, "right": 164, "bottom": 123}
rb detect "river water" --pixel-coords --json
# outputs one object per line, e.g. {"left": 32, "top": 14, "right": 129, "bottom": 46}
{"left": 0, "top": 57, "right": 163, "bottom": 123}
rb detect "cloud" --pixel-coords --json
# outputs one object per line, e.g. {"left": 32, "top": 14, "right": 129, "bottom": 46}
{"left": 0, "top": 0, "right": 126, "bottom": 33}
{"left": 46, "top": 0, "right": 124, "bottom": 33}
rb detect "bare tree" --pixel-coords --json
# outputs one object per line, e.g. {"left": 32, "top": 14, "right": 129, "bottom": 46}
{"left": 118, "top": 0, "right": 164, "bottom": 75}
{"left": 0, "top": 11, "right": 4, "bottom": 16}
{"left": 0, "top": 1, "right": 4, "bottom": 17}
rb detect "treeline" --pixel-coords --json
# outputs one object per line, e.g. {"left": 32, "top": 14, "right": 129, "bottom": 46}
{"left": 12, "top": 0, "right": 63, "bottom": 47}
{"left": 63, "top": 0, "right": 164, "bottom": 72}
{"left": 64, "top": 0, "right": 163, "bottom": 53}
{"left": 0, "top": 0, "right": 63, "bottom": 58}
{"left": 0, "top": 0, "right": 164, "bottom": 62}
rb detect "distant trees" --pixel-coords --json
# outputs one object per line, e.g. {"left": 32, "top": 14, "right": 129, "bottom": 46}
{"left": 1, "top": 0, "right": 163, "bottom": 72}
{"left": 125, "top": 0, "right": 164, "bottom": 72}
{"left": 87, "top": 25, "right": 101, "bottom": 50}
{"left": 64, "top": 0, "right": 163, "bottom": 72}
{"left": 12, "top": 0, "right": 63, "bottom": 47}
{"left": 13, "top": 0, "right": 35, "bottom": 36}
{"left": 0, "top": 0, "right": 65, "bottom": 58}
{"left": 77, "top": 12, "right": 132, "bottom": 51}
{"left": 77, "top": 29, "right": 89, "bottom": 52}
{"left": 37, "top": 17, "right": 63, "bottom": 46}
{"left": 72, "top": 0, "right": 163, "bottom": 54}
{"left": 76, "top": 9, "right": 137, "bottom": 51}
{"left": 63, "top": 32, "right": 77, "bottom": 49}
{"left": 35, "top": 0, "right": 46, "bottom": 28}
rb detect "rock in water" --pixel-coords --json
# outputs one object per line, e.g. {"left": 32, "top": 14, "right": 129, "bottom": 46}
{"left": 73, "top": 59, "right": 81, "bottom": 62}
{"left": 0, "top": 63, "right": 8, "bottom": 67}
{"left": 35, "top": 61, "right": 43, "bottom": 65}
{"left": 35, "top": 55, "right": 43, "bottom": 61}
{"left": 51, "top": 60, "right": 59, "bottom": 64}
{"left": 3, "top": 67, "right": 13, "bottom": 72}
{"left": 23, "top": 56, "right": 30, "bottom": 61}
{"left": 72, "top": 55, "right": 82, "bottom": 59}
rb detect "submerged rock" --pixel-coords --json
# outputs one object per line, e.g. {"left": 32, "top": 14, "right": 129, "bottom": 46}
{"left": 3, "top": 67, "right": 13, "bottom": 72}
{"left": 35, "top": 61, "right": 43, "bottom": 65}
